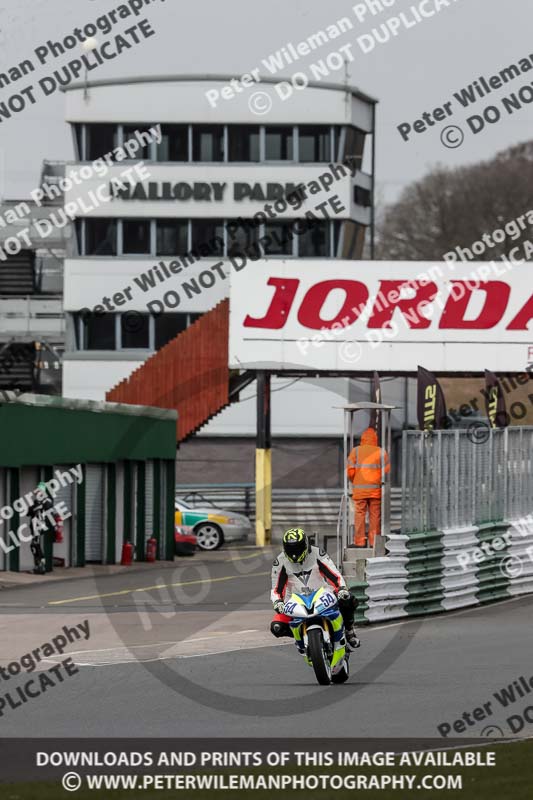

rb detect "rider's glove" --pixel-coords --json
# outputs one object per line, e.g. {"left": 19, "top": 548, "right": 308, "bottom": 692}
{"left": 273, "top": 599, "right": 285, "bottom": 614}
{"left": 336, "top": 588, "right": 351, "bottom": 602}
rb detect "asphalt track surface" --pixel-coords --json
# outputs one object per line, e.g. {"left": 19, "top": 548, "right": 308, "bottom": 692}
{"left": 0, "top": 546, "right": 532, "bottom": 740}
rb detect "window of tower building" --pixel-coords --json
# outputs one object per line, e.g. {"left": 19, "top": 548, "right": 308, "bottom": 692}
{"left": 227, "top": 220, "right": 259, "bottom": 257}
{"left": 73, "top": 124, "right": 84, "bottom": 160}
{"left": 74, "top": 219, "right": 83, "bottom": 253}
{"left": 354, "top": 186, "right": 372, "bottom": 207}
{"left": 332, "top": 125, "right": 341, "bottom": 160}
{"left": 342, "top": 127, "right": 366, "bottom": 172}
{"left": 122, "top": 219, "right": 151, "bottom": 255}
{"left": 154, "top": 312, "right": 189, "bottom": 349}
{"left": 85, "top": 124, "right": 118, "bottom": 161}
{"left": 192, "top": 126, "right": 224, "bottom": 161}
{"left": 83, "top": 313, "right": 116, "bottom": 350}
{"left": 298, "top": 219, "right": 330, "bottom": 257}
{"left": 265, "top": 126, "right": 294, "bottom": 161}
{"left": 299, "top": 126, "right": 331, "bottom": 162}
{"left": 121, "top": 313, "right": 150, "bottom": 349}
{"left": 228, "top": 126, "right": 260, "bottom": 161}
{"left": 333, "top": 220, "right": 341, "bottom": 256}
{"left": 157, "top": 124, "right": 189, "bottom": 161}
{"left": 74, "top": 313, "right": 201, "bottom": 352}
{"left": 85, "top": 219, "right": 118, "bottom": 256}
{"left": 73, "top": 313, "right": 83, "bottom": 350}
{"left": 156, "top": 220, "right": 189, "bottom": 256}
{"left": 263, "top": 221, "right": 294, "bottom": 256}
{"left": 191, "top": 219, "right": 224, "bottom": 256}
{"left": 123, "top": 125, "right": 153, "bottom": 160}
{"left": 341, "top": 221, "right": 366, "bottom": 259}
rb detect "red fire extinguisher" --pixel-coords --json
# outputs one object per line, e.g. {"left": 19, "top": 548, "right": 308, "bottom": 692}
{"left": 54, "top": 513, "right": 64, "bottom": 543}
{"left": 146, "top": 537, "right": 157, "bottom": 562}
{"left": 121, "top": 541, "right": 134, "bottom": 566}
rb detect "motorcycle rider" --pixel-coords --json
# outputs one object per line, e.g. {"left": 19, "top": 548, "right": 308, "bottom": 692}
{"left": 28, "top": 482, "right": 55, "bottom": 574}
{"left": 270, "top": 528, "right": 360, "bottom": 649}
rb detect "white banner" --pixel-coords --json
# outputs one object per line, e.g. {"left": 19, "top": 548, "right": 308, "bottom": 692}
{"left": 229, "top": 260, "right": 533, "bottom": 372}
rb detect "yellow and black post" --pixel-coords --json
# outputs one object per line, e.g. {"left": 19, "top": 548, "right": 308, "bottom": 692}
{"left": 255, "top": 371, "right": 272, "bottom": 546}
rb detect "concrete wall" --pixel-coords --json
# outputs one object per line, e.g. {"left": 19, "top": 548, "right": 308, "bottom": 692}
{"left": 176, "top": 435, "right": 405, "bottom": 488}
{"left": 176, "top": 436, "right": 344, "bottom": 488}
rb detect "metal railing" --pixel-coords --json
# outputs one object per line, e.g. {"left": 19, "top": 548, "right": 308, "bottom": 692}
{"left": 401, "top": 427, "right": 533, "bottom": 533}
{"left": 176, "top": 482, "right": 402, "bottom": 538}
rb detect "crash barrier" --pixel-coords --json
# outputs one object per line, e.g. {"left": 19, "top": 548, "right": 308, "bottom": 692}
{"left": 176, "top": 483, "right": 402, "bottom": 540}
{"left": 350, "top": 427, "right": 533, "bottom": 624}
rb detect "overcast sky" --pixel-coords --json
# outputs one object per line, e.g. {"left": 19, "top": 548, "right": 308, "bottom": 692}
{"left": 0, "top": 0, "right": 531, "bottom": 206}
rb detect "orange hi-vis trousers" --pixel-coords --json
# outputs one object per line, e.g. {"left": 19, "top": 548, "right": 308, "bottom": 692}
{"left": 354, "top": 497, "right": 381, "bottom": 547}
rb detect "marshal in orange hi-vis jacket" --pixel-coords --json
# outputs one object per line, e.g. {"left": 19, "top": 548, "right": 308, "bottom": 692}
{"left": 347, "top": 427, "right": 390, "bottom": 547}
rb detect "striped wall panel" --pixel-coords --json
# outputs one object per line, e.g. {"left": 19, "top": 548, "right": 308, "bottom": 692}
{"left": 106, "top": 300, "right": 230, "bottom": 442}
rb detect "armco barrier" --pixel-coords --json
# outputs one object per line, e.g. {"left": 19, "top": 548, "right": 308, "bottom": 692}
{"left": 505, "top": 516, "right": 533, "bottom": 598}
{"left": 350, "top": 516, "right": 533, "bottom": 625}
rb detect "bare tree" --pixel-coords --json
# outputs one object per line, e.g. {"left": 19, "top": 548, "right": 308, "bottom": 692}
{"left": 377, "top": 140, "right": 533, "bottom": 260}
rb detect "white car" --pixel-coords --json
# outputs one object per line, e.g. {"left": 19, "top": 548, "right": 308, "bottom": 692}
{"left": 174, "top": 498, "right": 252, "bottom": 551}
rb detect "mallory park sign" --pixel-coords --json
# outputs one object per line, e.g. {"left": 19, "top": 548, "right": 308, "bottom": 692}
{"left": 109, "top": 180, "right": 306, "bottom": 202}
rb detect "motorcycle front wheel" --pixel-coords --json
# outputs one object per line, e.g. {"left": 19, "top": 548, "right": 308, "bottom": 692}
{"left": 331, "top": 659, "right": 349, "bottom": 684}
{"left": 307, "top": 628, "right": 332, "bottom": 685}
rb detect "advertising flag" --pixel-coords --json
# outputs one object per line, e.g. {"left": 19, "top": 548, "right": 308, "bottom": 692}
{"left": 417, "top": 366, "right": 448, "bottom": 431}
{"left": 484, "top": 370, "right": 508, "bottom": 428}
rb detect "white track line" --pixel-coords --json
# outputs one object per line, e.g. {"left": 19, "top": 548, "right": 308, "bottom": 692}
{"left": 363, "top": 592, "right": 533, "bottom": 632}
{"left": 68, "top": 641, "right": 292, "bottom": 667}
{"left": 36, "top": 594, "right": 533, "bottom": 669}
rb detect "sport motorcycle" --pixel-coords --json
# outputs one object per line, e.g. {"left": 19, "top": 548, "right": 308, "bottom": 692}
{"left": 283, "top": 586, "right": 350, "bottom": 685}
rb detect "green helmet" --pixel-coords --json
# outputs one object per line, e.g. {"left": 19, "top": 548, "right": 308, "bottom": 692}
{"left": 282, "top": 528, "right": 309, "bottom": 563}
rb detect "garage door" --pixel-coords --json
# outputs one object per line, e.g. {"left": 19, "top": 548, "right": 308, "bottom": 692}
{"left": 54, "top": 467, "right": 75, "bottom": 518}
{"left": 0, "top": 469, "right": 7, "bottom": 570}
{"left": 159, "top": 465, "right": 169, "bottom": 559}
{"left": 85, "top": 464, "right": 105, "bottom": 562}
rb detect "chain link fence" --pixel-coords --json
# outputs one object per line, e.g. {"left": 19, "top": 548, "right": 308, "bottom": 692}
{"left": 401, "top": 427, "right": 533, "bottom": 533}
